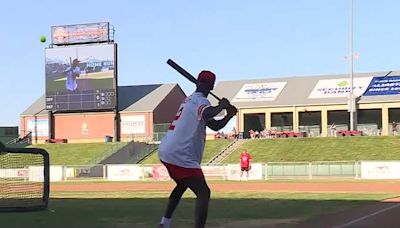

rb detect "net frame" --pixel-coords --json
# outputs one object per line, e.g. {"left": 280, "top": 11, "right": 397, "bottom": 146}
{"left": 0, "top": 146, "right": 49, "bottom": 212}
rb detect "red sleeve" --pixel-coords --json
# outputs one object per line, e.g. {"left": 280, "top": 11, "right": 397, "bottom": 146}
{"left": 197, "top": 104, "right": 210, "bottom": 121}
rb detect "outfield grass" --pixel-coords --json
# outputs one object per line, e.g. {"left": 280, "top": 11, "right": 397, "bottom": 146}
{"left": 31, "top": 142, "right": 127, "bottom": 165}
{"left": 224, "top": 136, "right": 400, "bottom": 163}
{"left": 141, "top": 139, "right": 233, "bottom": 164}
{"left": 0, "top": 190, "right": 394, "bottom": 228}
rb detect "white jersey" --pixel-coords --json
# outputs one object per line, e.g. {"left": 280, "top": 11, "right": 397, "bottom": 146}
{"left": 66, "top": 66, "right": 80, "bottom": 91}
{"left": 159, "top": 92, "right": 211, "bottom": 168}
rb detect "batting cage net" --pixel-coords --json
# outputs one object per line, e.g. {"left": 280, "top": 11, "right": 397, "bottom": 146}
{"left": 0, "top": 146, "right": 49, "bottom": 212}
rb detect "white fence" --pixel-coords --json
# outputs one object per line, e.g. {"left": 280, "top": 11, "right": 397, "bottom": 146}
{"left": 9, "top": 161, "right": 395, "bottom": 182}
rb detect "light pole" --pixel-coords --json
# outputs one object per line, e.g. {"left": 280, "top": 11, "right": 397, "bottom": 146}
{"left": 33, "top": 108, "right": 46, "bottom": 144}
{"left": 348, "top": 0, "right": 357, "bottom": 131}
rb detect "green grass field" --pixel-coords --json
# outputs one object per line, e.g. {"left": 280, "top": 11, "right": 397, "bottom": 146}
{"left": 141, "top": 139, "right": 233, "bottom": 164}
{"left": 47, "top": 76, "right": 114, "bottom": 92}
{"left": 31, "top": 142, "right": 127, "bottom": 165}
{"left": 0, "top": 187, "right": 395, "bottom": 228}
{"left": 224, "top": 136, "right": 400, "bottom": 163}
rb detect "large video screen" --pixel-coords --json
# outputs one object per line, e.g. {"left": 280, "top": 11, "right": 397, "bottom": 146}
{"left": 45, "top": 44, "right": 116, "bottom": 111}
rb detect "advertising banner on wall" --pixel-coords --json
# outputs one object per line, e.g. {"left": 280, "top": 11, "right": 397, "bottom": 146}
{"left": 29, "top": 166, "right": 44, "bottom": 182}
{"left": 51, "top": 22, "right": 109, "bottom": 45}
{"left": 0, "top": 168, "right": 29, "bottom": 178}
{"left": 308, "top": 77, "right": 372, "bottom": 98}
{"left": 27, "top": 119, "right": 49, "bottom": 137}
{"left": 201, "top": 165, "right": 226, "bottom": 178}
{"left": 107, "top": 165, "right": 143, "bottom": 181}
{"left": 50, "top": 166, "right": 63, "bottom": 182}
{"left": 226, "top": 163, "right": 263, "bottom": 180}
{"left": 121, "top": 115, "right": 146, "bottom": 134}
{"left": 363, "top": 76, "right": 400, "bottom": 96}
{"left": 361, "top": 161, "right": 400, "bottom": 179}
{"left": 232, "top": 82, "right": 287, "bottom": 102}
{"left": 151, "top": 164, "right": 170, "bottom": 181}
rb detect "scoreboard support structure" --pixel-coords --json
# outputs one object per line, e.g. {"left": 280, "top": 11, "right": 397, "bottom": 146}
{"left": 47, "top": 111, "right": 54, "bottom": 142}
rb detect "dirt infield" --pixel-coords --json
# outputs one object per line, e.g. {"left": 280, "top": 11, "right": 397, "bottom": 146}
{"left": 51, "top": 181, "right": 400, "bottom": 193}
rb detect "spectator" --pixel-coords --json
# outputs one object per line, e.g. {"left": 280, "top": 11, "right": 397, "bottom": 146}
{"left": 329, "top": 123, "right": 337, "bottom": 137}
{"left": 240, "top": 149, "right": 252, "bottom": 181}
{"left": 249, "top": 129, "right": 255, "bottom": 139}
{"left": 392, "top": 121, "right": 398, "bottom": 136}
{"left": 230, "top": 127, "right": 237, "bottom": 139}
{"left": 220, "top": 131, "right": 227, "bottom": 139}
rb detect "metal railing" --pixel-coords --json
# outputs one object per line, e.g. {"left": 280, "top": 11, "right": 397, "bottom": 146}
{"left": 86, "top": 142, "right": 127, "bottom": 165}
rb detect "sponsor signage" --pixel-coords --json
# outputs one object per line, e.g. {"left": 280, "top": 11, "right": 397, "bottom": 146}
{"left": 309, "top": 77, "right": 372, "bottom": 98}
{"left": 361, "top": 161, "right": 400, "bottom": 179}
{"left": 29, "top": 166, "right": 45, "bottom": 182}
{"left": 226, "top": 163, "right": 263, "bottom": 180}
{"left": 201, "top": 166, "right": 226, "bottom": 178}
{"left": 232, "top": 82, "right": 287, "bottom": 102}
{"left": 121, "top": 115, "right": 146, "bottom": 134}
{"left": 50, "top": 166, "right": 63, "bottom": 182}
{"left": 27, "top": 119, "right": 49, "bottom": 137}
{"left": 51, "top": 22, "right": 110, "bottom": 45}
{"left": 364, "top": 76, "right": 400, "bottom": 96}
{"left": 151, "top": 164, "right": 170, "bottom": 181}
{"left": 107, "top": 165, "right": 142, "bottom": 181}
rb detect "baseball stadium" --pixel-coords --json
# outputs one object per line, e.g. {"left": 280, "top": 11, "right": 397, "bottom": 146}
{"left": 2, "top": 13, "right": 400, "bottom": 228}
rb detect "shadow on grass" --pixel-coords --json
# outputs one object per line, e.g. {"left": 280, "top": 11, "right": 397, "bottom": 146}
{"left": 0, "top": 197, "right": 386, "bottom": 228}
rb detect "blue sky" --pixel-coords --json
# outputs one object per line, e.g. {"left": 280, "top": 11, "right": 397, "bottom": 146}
{"left": 0, "top": 0, "right": 399, "bottom": 126}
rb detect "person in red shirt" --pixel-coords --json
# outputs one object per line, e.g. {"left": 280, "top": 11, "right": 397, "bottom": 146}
{"left": 240, "top": 149, "right": 252, "bottom": 181}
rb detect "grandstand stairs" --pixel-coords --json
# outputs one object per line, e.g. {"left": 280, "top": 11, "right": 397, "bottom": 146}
{"left": 99, "top": 141, "right": 158, "bottom": 164}
{"left": 206, "top": 139, "right": 247, "bottom": 165}
{"left": 5, "top": 133, "right": 32, "bottom": 148}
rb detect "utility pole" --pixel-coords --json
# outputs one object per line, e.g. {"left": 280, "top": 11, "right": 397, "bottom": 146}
{"left": 348, "top": 0, "right": 357, "bottom": 131}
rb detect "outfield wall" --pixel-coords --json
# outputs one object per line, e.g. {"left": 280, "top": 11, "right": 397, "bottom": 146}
{"left": 44, "top": 161, "right": 361, "bottom": 181}
{"left": 7, "top": 161, "right": 400, "bottom": 182}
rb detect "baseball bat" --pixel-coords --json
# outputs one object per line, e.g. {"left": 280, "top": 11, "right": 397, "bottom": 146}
{"left": 166, "top": 59, "right": 221, "bottom": 101}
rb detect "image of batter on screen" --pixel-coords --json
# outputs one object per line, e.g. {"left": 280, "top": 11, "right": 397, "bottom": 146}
{"left": 240, "top": 148, "right": 252, "bottom": 181}
{"left": 65, "top": 58, "right": 81, "bottom": 91}
{"left": 158, "top": 70, "right": 237, "bottom": 228}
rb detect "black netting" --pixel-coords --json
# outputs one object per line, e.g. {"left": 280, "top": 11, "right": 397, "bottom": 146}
{"left": 0, "top": 147, "right": 49, "bottom": 212}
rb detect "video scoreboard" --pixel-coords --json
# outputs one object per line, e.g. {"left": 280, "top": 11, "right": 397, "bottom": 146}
{"left": 45, "top": 44, "right": 116, "bottom": 112}
{"left": 46, "top": 89, "right": 115, "bottom": 111}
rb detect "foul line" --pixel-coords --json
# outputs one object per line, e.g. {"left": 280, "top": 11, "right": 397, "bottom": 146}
{"left": 332, "top": 203, "right": 400, "bottom": 228}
